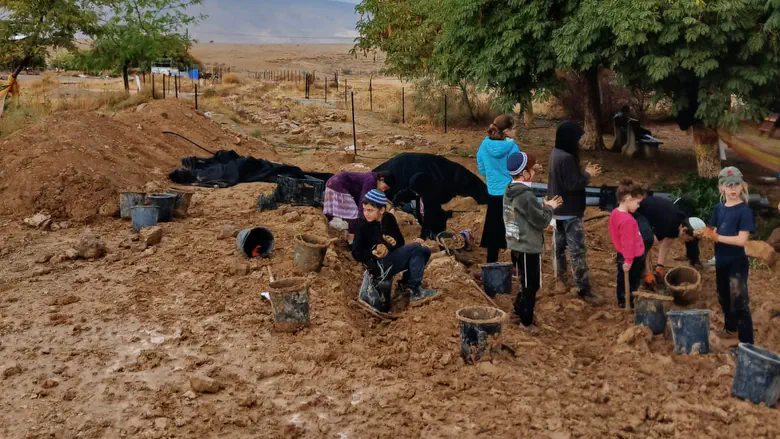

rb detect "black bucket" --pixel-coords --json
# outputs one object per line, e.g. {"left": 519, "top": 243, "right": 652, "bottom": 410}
{"left": 665, "top": 266, "right": 702, "bottom": 306}
{"left": 269, "top": 278, "right": 310, "bottom": 332}
{"left": 456, "top": 306, "right": 506, "bottom": 363}
{"left": 146, "top": 193, "right": 177, "bottom": 222}
{"left": 667, "top": 310, "right": 711, "bottom": 355}
{"left": 236, "top": 227, "right": 275, "bottom": 258}
{"left": 732, "top": 343, "right": 780, "bottom": 407}
{"left": 480, "top": 263, "right": 513, "bottom": 297}
{"left": 293, "top": 234, "right": 329, "bottom": 273}
{"left": 274, "top": 176, "right": 326, "bottom": 207}
{"left": 358, "top": 270, "right": 393, "bottom": 314}
{"left": 634, "top": 292, "right": 673, "bottom": 335}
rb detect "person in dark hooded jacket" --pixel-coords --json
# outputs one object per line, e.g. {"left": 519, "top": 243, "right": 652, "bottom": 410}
{"left": 548, "top": 121, "right": 602, "bottom": 302}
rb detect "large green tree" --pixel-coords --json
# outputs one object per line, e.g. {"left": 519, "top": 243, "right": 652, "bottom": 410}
{"left": 93, "top": 0, "right": 203, "bottom": 91}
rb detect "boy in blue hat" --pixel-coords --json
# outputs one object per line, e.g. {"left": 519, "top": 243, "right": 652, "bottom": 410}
{"left": 352, "top": 189, "right": 441, "bottom": 313}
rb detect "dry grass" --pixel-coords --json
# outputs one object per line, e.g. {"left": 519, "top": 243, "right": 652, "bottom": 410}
{"left": 199, "top": 96, "right": 243, "bottom": 123}
{"left": 223, "top": 73, "right": 243, "bottom": 85}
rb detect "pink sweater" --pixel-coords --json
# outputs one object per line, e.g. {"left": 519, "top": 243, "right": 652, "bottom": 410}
{"left": 608, "top": 210, "right": 645, "bottom": 265}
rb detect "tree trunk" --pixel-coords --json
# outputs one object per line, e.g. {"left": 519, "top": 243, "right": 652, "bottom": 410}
{"left": 123, "top": 62, "right": 130, "bottom": 93}
{"left": 11, "top": 56, "right": 31, "bottom": 78}
{"left": 580, "top": 67, "right": 605, "bottom": 151}
{"left": 524, "top": 106, "right": 536, "bottom": 129}
{"left": 691, "top": 124, "right": 721, "bottom": 177}
{"left": 459, "top": 82, "right": 477, "bottom": 124}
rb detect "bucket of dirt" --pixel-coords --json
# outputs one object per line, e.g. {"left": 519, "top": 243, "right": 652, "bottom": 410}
{"left": 293, "top": 234, "right": 329, "bottom": 273}
{"left": 269, "top": 278, "right": 310, "bottom": 332}
{"left": 131, "top": 206, "right": 159, "bottom": 233}
{"left": 667, "top": 310, "right": 711, "bottom": 355}
{"left": 634, "top": 292, "right": 673, "bottom": 335}
{"left": 732, "top": 343, "right": 780, "bottom": 407}
{"left": 236, "top": 227, "right": 275, "bottom": 258}
{"left": 146, "top": 193, "right": 177, "bottom": 222}
{"left": 456, "top": 306, "right": 506, "bottom": 363}
{"left": 480, "top": 263, "right": 513, "bottom": 296}
{"left": 168, "top": 188, "right": 194, "bottom": 218}
{"left": 436, "top": 231, "right": 465, "bottom": 252}
{"left": 664, "top": 266, "right": 701, "bottom": 305}
{"left": 358, "top": 270, "right": 393, "bottom": 314}
{"left": 120, "top": 192, "right": 146, "bottom": 219}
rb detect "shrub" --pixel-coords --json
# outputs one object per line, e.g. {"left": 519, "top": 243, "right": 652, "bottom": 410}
{"left": 223, "top": 73, "right": 242, "bottom": 85}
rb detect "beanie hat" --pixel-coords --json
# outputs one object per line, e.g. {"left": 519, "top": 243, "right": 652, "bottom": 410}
{"left": 507, "top": 152, "right": 536, "bottom": 176}
{"left": 364, "top": 189, "right": 387, "bottom": 205}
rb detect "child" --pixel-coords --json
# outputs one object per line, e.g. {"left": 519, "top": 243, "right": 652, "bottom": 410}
{"left": 698, "top": 167, "right": 754, "bottom": 343}
{"left": 323, "top": 170, "right": 394, "bottom": 242}
{"left": 351, "top": 189, "right": 441, "bottom": 313}
{"left": 504, "top": 152, "right": 562, "bottom": 327}
{"left": 608, "top": 179, "right": 646, "bottom": 309}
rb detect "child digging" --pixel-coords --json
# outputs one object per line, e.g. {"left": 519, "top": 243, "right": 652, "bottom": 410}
{"left": 503, "top": 153, "right": 562, "bottom": 327}
{"left": 352, "top": 190, "right": 441, "bottom": 313}
{"left": 323, "top": 170, "right": 394, "bottom": 243}
{"left": 608, "top": 179, "right": 646, "bottom": 309}
{"left": 697, "top": 167, "right": 755, "bottom": 343}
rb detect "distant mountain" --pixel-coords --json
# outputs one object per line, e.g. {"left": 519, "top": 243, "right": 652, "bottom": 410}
{"left": 189, "top": 0, "right": 361, "bottom": 44}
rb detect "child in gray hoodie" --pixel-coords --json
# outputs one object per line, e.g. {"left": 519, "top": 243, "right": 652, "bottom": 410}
{"left": 504, "top": 152, "right": 562, "bottom": 327}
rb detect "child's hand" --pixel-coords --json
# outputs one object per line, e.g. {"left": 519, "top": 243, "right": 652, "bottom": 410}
{"left": 695, "top": 227, "right": 719, "bottom": 242}
{"left": 585, "top": 161, "right": 602, "bottom": 177}
{"left": 372, "top": 244, "right": 389, "bottom": 259}
{"left": 383, "top": 235, "right": 396, "bottom": 247}
{"left": 544, "top": 195, "right": 563, "bottom": 210}
{"left": 622, "top": 263, "right": 631, "bottom": 272}
{"left": 533, "top": 163, "right": 544, "bottom": 173}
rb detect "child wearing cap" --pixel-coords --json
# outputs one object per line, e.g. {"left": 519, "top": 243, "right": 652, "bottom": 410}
{"left": 352, "top": 189, "right": 441, "bottom": 313}
{"left": 503, "top": 152, "right": 562, "bottom": 327}
{"left": 323, "top": 170, "right": 394, "bottom": 243}
{"left": 608, "top": 179, "right": 647, "bottom": 309}
{"left": 697, "top": 166, "right": 755, "bottom": 343}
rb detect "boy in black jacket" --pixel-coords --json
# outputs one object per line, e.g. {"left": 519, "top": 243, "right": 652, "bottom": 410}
{"left": 352, "top": 190, "right": 441, "bottom": 313}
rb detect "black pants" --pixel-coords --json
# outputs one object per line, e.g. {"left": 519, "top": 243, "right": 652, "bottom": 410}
{"left": 616, "top": 253, "right": 644, "bottom": 308}
{"left": 716, "top": 257, "right": 754, "bottom": 344}
{"left": 378, "top": 243, "right": 432, "bottom": 286}
{"left": 481, "top": 195, "right": 507, "bottom": 263}
{"left": 512, "top": 251, "right": 541, "bottom": 326}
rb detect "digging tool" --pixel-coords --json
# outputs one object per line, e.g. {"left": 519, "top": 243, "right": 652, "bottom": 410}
{"left": 624, "top": 268, "right": 631, "bottom": 313}
{"left": 163, "top": 131, "right": 216, "bottom": 155}
{"left": 467, "top": 278, "right": 502, "bottom": 310}
{"left": 267, "top": 266, "right": 275, "bottom": 283}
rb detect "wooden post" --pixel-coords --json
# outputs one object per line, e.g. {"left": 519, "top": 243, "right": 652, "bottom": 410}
{"left": 335, "top": 72, "right": 338, "bottom": 91}
{"left": 195, "top": 83, "right": 198, "bottom": 110}
{"left": 152, "top": 73, "right": 155, "bottom": 98}
{"left": 175, "top": 75, "right": 178, "bottom": 98}
{"left": 344, "top": 79, "right": 347, "bottom": 104}
{"left": 369, "top": 77, "right": 373, "bottom": 112}
{"left": 444, "top": 94, "right": 448, "bottom": 133}
{"left": 162, "top": 74, "right": 166, "bottom": 99}
{"left": 402, "top": 87, "right": 405, "bottom": 124}
{"left": 325, "top": 78, "right": 328, "bottom": 103}
{"left": 142, "top": 71, "right": 146, "bottom": 84}
{"left": 351, "top": 91, "right": 357, "bottom": 156}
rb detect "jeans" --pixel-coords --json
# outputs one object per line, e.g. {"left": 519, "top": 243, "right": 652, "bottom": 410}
{"left": 716, "top": 257, "right": 754, "bottom": 344}
{"left": 512, "top": 251, "right": 541, "bottom": 326}
{"left": 553, "top": 217, "right": 591, "bottom": 294}
{"left": 378, "top": 243, "right": 432, "bottom": 286}
{"left": 616, "top": 253, "right": 644, "bottom": 308}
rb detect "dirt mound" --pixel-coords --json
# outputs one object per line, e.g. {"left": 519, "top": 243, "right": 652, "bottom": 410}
{"left": 0, "top": 100, "right": 274, "bottom": 221}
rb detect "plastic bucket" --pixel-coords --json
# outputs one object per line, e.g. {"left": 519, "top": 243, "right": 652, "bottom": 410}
{"left": 293, "top": 234, "right": 329, "bottom": 273}
{"left": 456, "top": 306, "right": 506, "bottom": 363}
{"left": 168, "top": 189, "right": 194, "bottom": 218}
{"left": 269, "top": 278, "right": 310, "bottom": 332}
{"left": 436, "top": 231, "right": 465, "bottom": 251}
{"left": 119, "top": 192, "right": 146, "bottom": 219}
{"left": 665, "top": 266, "right": 702, "bottom": 305}
{"left": 667, "top": 310, "right": 711, "bottom": 355}
{"left": 480, "top": 263, "right": 513, "bottom": 297}
{"left": 634, "top": 292, "right": 673, "bottom": 335}
{"left": 146, "top": 193, "right": 177, "bottom": 222}
{"left": 236, "top": 227, "right": 275, "bottom": 258}
{"left": 358, "top": 270, "right": 393, "bottom": 313}
{"left": 732, "top": 343, "right": 780, "bottom": 407}
{"left": 131, "top": 206, "right": 159, "bottom": 233}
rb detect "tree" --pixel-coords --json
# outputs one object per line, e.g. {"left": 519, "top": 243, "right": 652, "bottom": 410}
{"left": 606, "top": 0, "right": 780, "bottom": 176}
{"left": 93, "top": 0, "right": 203, "bottom": 92}
{"left": 0, "top": 0, "right": 105, "bottom": 78}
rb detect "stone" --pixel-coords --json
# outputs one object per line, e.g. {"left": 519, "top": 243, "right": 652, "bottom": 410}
{"left": 36, "top": 253, "right": 54, "bottom": 264}
{"left": 154, "top": 418, "right": 169, "bottom": 430}
{"left": 139, "top": 227, "right": 163, "bottom": 247}
{"left": 394, "top": 140, "right": 409, "bottom": 149}
{"left": 41, "top": 379, "right": 59, "bottom": 389}
{"left": 190, "top": 375, "right": 221, "bottom": 393}
{"left": 746, "top": 240, "right": 777, "bottom": 266}
{"left": 216, "top": 225, "right": 238, "bottom": 240}
{"left": 183, "top": 390, "right": 197, "bottom": 400}
{"left": 136, "top": 103, "right": 148, "bottom": 112}
{"left": 106, "top": 253, "right": 121, "bottom": 263}
{"left": 98, "top": 202, "right": 120, "bottom": 218}
{"left": 290, "top": 126, "right": 304, "bottom": 135}
{"left": 65, "top": 248, "right": 79, "bottom": 260}
{"left": 327, "top": 129, "right": 340, "bottom": 137}
{"left": 283, "top": 212, "right": 301, "bottom": 223}
{"left": 23, "top": 212, "right": 52, "bottom": 230}
{"left": 2, "top": 364, "right": 22, "bottom": 379}
{"left": 315, "top": 138, "right": 331, "bottom": 146}
{"left": 77, "top": 233, "right": 107, "bottom": 260}
{"left": 32, "top": 267, "right": 51, "bottom": 277}
{"left": 617, "top": 325, "right": 652, "bottom": 352}
{"left": 767, "top": 228, "right": 780, "bottom": 252}
{"left": 233, "top": 136, "right": 242, "bottom": 145}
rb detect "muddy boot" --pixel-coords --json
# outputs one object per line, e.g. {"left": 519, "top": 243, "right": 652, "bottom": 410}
{"left": 577, "top": 289, "right": 603, "bottom": 306}
{"left": 358, "top": 271, "right": 392, "bottom": 315}
{"left": 409, "top": 284, "right": 441, "bottom": 307}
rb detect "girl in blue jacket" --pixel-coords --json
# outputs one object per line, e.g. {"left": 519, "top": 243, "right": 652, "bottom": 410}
{"left": 477, "top": 115, "right": 521, "bottom": 263}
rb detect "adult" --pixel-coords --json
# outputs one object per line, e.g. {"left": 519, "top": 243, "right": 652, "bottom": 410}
{"left": 636, "top": 195, "right": 703, "bottom": 285}
{"left": 323, "top": 170, "right": 394, "bottom": 242}
{"left": 477, "top": 115, "right": 521, "bottom": 263}
{"left": 548, "top": 121, "right": 601, "bottom": 301}
{"left": 373, "top": 153, "right": 489, "bottom": 240}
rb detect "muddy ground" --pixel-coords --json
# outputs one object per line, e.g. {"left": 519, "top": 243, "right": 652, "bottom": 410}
{"left": 1, "top": 79, "right": 780, "bottom": 439}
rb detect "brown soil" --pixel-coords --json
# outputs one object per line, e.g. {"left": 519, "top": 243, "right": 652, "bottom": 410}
{"left": 1, "top": 80, "right": 780, "bottom": 438}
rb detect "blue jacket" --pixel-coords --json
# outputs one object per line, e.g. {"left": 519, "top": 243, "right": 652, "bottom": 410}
{"left": 477, "top": 137, "right": 520, "bottom": 196}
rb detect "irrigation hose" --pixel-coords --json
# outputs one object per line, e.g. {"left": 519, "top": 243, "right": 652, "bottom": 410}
{"left": 163, "top": 131, "right": 216, "bottom": 155}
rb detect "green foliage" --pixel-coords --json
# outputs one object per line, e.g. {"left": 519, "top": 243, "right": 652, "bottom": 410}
{"left": 251, "top": 128, "right": 262, "bottom": 138}
{"left": 657, "top": 173, "right": 720, "bottom": 220}
{"left": 342, "top": 68, "right": 353, "bottom": 75}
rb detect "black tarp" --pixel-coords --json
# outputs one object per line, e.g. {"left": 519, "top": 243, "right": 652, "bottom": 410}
{"left": 169, "top": 150, "right": 333, "bottom": 187}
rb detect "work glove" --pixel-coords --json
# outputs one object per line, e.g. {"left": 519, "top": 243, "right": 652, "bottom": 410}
{"left": 654, "top": 265, "right": 665, "bottom": 278}
{"left": 644, "top": 271, "right": 656, "bottom": 286}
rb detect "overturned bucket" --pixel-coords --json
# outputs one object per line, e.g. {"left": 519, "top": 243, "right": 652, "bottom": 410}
{"left": 236, "top": 227, "right": 275, "bottom": 258}
{"left": 667, "top": 310, "right": 711, "bottom": 355}
{"left": 480, "top": 263, "right": 513, "bottom": 297}
{"left": 358, "top": 270, "right": 393, "bottom": 314}
{"left": 456, "top": 306, "right": 506, "bottom": 363}
{"left": 168, "top": 188, "right": 194, "bottom": 218}
{"left": 119, "top": 192, "right": 146, "bottom": 219}
{"left": 269, "top": 278, "right": 310, "bottom": 332}
{"left": 293, "top": 234, "right": 329, "bottom": 273}
{"left": 146, "top": 193, "right": 177, "bottom": 222}
{"left": 131, "top": 206, "right": 159, "bottom": 233}
{"left": 665, "top": 266, "right": 702, "bottom": 306}
{"left": 634, "top": 292, "right": 673, "bottom": 335}
{"left": 732, "top": 343, "right": 780, "bottom": 407}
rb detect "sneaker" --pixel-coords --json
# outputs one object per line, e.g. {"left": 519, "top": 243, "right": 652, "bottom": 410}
{"left": 409, "top": 285, "right": 442, "bottom": 307}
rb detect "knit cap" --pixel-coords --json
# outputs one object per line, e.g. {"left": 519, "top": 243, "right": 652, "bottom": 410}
{"left": 364, "top": 189, "right": 387, "bottom": 205}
